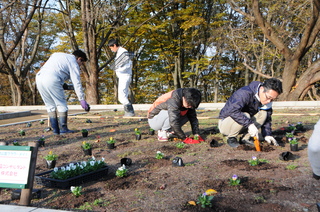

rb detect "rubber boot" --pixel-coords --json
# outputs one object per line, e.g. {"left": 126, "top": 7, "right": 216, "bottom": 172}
{"left": 58, "top": 112, "right": 74, "bottom": 134}
{"left": 124, "top": 104, "right": 135, "bottom": 117}
{"left": 48, "top": 111, "right": 60, "bottom": 135}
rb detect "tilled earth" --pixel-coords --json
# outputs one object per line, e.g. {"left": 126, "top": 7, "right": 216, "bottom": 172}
{"left": 0, "top": 109, "right": 319, "bottom": 212}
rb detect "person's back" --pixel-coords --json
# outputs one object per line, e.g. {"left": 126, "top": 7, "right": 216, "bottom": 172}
{"left": 41, "top": 53, "right": 79, "bottom": 81}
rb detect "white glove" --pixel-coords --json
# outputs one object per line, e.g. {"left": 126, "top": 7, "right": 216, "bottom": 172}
{"left": 248, "top": 124, "right": 259, "bottom": 138}
{"left": 265, "top": 136, "right": 279, "bottom": 146}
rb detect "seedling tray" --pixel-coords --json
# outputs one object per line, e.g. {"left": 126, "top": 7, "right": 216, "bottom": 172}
{"left": 35, "top": 166, "right": 108, "bottom": 189}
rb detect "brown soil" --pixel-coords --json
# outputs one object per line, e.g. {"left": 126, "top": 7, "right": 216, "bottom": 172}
{"left": 0, "top": 109, "right": 320, "bottom": 212}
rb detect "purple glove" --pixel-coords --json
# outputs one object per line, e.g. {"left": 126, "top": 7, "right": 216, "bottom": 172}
{"left": 80, "top": 100, "right": 89, "bottom": 111}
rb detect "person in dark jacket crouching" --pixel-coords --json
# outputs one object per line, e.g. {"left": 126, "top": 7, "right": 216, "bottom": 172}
{"left": 218, "top": 78, "right": 282, "bottom": 148}
{"left": 148, "top": 88, "right": 202, "bottom": 142}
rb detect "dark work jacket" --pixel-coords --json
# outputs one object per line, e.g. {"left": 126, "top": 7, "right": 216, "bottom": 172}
{"left": 219, "top": 81, "right": 273, "bottom": 137}
{"left": 148, "top": 88, "right": 200, "bottom": 139}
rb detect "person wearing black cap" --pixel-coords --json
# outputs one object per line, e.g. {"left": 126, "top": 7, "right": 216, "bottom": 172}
{"left": 36, "top": 50, "right": 90, "bottom": 135}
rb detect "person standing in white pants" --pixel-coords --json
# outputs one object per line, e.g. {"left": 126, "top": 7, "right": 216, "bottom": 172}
{"left": 108, "top": 38, "right": 135, "bottom": 117}
{"left": 36, "top": 50, "right": 90, "bottom": 135}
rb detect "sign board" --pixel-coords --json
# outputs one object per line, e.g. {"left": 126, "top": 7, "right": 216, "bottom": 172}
{"left": 0, "top": 146, "right": 33, "bottom": 189}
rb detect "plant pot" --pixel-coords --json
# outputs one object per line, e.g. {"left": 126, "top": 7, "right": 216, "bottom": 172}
{"left": 149, "top": 130, "right": 155, "bottom": 135}
{"left": 83, "top": 148, "right": 92, "bottom": 156}
{"left": 172, "top": 157, "right": 184, "bottom": 167}
{"left": 46, "top": 160, "right": 56, "bottom": 169}
{"left": 210, "top": 139, "right": 219, "bottom": 147}
{"left": 279, "top": 151, "right": 294, "bottom": 161}
{"left": 37, "top": 140, "right": 45, "bottom": 147}
{"left": 120, "top": 158, "right": 132, "bottom": 166}
{"left": 136, "top": 134, "right": 141, "bottom": 140}
{"left": 107, "top": 143, "right": 115, "bottom": 149}
{"left": 290, "top": 143, "right": 299, "bottom": 151}
{"left": 82, "top": 132, "right": 88, "bottom": 137}
{"left": 19, "top": 132, "right": 25, "bottom": 136}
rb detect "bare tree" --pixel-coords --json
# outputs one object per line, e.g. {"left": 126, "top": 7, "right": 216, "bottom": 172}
{"left": 228, "top": 0, "right": 320, "bottom": 100}
{"left": 0, "top": 0, "right": 49, "bottom": 105}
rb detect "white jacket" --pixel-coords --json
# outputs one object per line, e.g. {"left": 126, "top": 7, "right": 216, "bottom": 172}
{"left": 114, "top": 47, "right": 132, "bottom": 76}
{"left": 39, "top": 53, "right": 85, "bottom": 100}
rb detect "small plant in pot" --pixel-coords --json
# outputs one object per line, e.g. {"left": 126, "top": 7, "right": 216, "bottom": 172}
{"left": 285, "top": 132, "right": 294, "bottom": 142}
{"left": 107, "top": 137, "right": 115, "bottom": 149}
{"left": 37, "top": 135, "right": 45, "bottom": 147}
{"left": 81, "top": 141, "right": 92, "bottom": 156}
{"left": 81, "top": 129, "right": 88, "bottom": 137}
{"left": 289, "top": 137, "right": 299, "bottom": 151}
{"left": 13, "top": 140, "right": 21, "bottom": 146}
{"left": 149, "top": 128, "right": 155, "bottom": 135}
{"left": 295, "top": 122, "right": 304, "bottom": 132}
{"left": 18, "top": 129, "right": 25, "bottom": 136}
{"left": 39, "top": 119, "right": 45, "bottom": 125}
{"left": 134, "top": 128, "right": 141, "bottom": 140}
{"left": 287, "top": 124, "right": 296, "bottom": 134}
{"left": 44, "top": 151, "right": 58, "bottom": 169}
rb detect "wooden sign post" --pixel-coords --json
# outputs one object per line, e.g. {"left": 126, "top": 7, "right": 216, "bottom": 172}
{"left": 0, "top": 142, "right": 38, "bottom": 206}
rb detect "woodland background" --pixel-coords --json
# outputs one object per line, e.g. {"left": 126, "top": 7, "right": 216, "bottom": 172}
{"left": 1, "top": 0, "right": 320, "bottom": 106}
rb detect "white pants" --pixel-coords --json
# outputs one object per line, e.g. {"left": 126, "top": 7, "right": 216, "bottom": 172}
{"left": 117, "top": 73, "right": 131, "bottom": 105}
{"left": 148, "top": 110, "right": 188, "bottom": 131}
{"left": 36, "top": 72, "right": 68, "bottom": 113}
{"left": 308, "top": 119, "right": 320, "bottom": 176}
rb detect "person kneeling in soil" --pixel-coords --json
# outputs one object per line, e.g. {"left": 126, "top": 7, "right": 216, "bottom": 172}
{"left": 218, "top": 78, "right": 282, "bottom": 148}
{"left": 308, "top": 119, "right": 320, "bottom": 180}
{"left": 147, "top": 88, "right": 203, "bottom": 142}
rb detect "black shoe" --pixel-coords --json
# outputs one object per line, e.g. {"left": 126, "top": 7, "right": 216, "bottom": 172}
{"left": 241, "top": 139, "right": 254, "bottom": 147}
{"left": 313, "top": 173, "right": 320, "bottom": 180}
{"left": 227, "top": 137, "right": 239, "bottom": 148}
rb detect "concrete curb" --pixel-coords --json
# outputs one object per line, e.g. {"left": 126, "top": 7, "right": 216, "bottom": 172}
{"left": 0, "top": 204, "right": 72, "bottom": 212}
{"left": 1, "top": 101, "right": 320, "bottom": 112}
{"left": 0, "top": 111, "right": 31, "bottom": 120}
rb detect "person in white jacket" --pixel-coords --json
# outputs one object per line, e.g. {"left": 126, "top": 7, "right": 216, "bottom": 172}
{"left": 308, "top": 120, "right": 320, "bottom": 180}
{"left": 108, "top": 39, "right": 135, "bottom": 117}
{"left": 36, "top": 50, "right": 90, "bottom": 135}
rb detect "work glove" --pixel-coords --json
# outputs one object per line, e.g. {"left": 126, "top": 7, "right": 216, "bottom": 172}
{"left": 80, "top": 100, "right": 90, "bottom": 112}
{"left": 265, "top": 136, "right": 279, "bottom": 146}
{"left": 183, "top": 137, "right": 200, "bottom": 144}
{"left": 248, "top": 124, "right": 259, "bottom": 138}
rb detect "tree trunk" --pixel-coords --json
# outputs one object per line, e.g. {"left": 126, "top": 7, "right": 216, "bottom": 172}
{"left": 84, "top": 62, "right": 99, "bottom": 104}
{"left": 173, "top": 57, "right": 181, "bottom": 89}
{"left": 286, "top": 59, "right": 320, "bottom": 100}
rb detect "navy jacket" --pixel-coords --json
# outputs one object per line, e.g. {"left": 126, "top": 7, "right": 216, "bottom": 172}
{"left": 219, "top": 81, "right": 273, "bottom": 136}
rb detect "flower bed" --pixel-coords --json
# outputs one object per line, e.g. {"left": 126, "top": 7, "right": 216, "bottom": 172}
{"left": 35, "top": 165, "right": 108, "bottom": 189}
